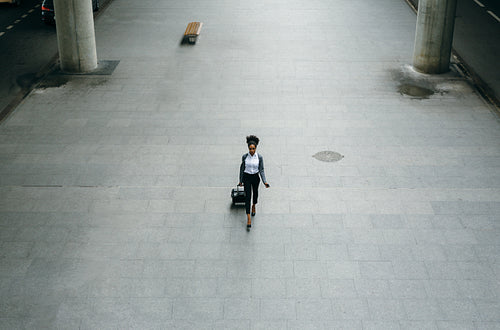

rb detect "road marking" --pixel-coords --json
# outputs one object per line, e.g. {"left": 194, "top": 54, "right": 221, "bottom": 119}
{"left": 22, "top": 14, "right": 28, "bottom": 18}
{"left": 6, "top": 25, "right": 14, "bottom": 30}
{"left": 28, "top": 9, "right": 34, "bottom": 13}
{"left": 487, "top": 10, "right": 500, "bottom": 22}
{"left": 472, "top": 0, "right": 485, "bottom": 7}
{"left": 14, "top": 19, "right": 21, "bottom": 24}
{"left": 0, "top": 32, "right": 5, "bottom": 37}
{"left": 34, "top": 4, "right": 40, "bottom": 8}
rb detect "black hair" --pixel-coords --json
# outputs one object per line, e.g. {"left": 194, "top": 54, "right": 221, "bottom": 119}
{"left": 246, "top": 135, "right": 260, "bottom": 146}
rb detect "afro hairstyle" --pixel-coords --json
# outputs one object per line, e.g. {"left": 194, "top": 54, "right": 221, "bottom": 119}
{"left": 246, "top": 135, "right": 260, "bottom": 146}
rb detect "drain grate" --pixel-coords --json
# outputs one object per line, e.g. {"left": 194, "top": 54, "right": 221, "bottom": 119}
{"left": 313, "top": 151, "right": 344, "bottom": 162}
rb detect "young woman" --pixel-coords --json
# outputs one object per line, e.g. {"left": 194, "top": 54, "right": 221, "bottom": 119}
{"left": 239, "top": 135, "right": 270, "bottom": 229}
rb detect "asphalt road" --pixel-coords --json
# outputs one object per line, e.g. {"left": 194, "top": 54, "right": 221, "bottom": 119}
{"left": 474, "top": 0, "right": 500, "bottom": 13}
{"left": 0, "top": 0, "right": 57, "bottom": 112}
{"left": 454, "top": 0, "right": 500, "bottom": 102}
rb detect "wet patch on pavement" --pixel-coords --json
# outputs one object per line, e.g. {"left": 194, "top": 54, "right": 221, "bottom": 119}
{"left": 398, "top": 83, "right": 434, "bottom": 98}
{"left": 392, "top": 64, "right": 470, "bottom": 100}
{"left": 36, "top": 75, "right": 69, "bottom": 89}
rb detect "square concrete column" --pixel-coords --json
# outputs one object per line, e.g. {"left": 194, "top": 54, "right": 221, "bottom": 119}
{"left": 54, "top": 0, "right": 98, "bottom": 73}
{"left": 413, "top": 0, "right": 458, "bottom": 74}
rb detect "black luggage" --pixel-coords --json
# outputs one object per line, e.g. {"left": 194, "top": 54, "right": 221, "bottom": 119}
{"left": 231, "top": 185, "right": 245, "bottom": 205}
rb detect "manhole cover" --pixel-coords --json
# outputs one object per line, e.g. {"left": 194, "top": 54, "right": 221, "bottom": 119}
{"left": 398, "top": 84, "right": 434, "bottom": 98}
{"left": 313, "top": 151, "right": 344, "bottom": 162}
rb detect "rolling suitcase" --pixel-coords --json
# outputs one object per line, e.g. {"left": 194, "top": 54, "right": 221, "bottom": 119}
{"left": 231, "top": 185, "right": 246, "bottom": 205}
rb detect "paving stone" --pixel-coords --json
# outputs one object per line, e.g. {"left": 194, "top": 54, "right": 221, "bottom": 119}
{"left": 399, "top": 321, "right": 438, "bottom": 330}
{"left": 326, "top": 261, "right": 361, "bottom": 279}
{"left": 348, "top": 244, "right": 382, "bottom": 261}
{"left": 252, "top": 320, "right": 287, "bottom": 329}
{"left": 286, "top": 278, "right": 322, "bottom": 298}
{"left": 331, "top": 298, "right": 370, "bottom": 320}
{"left": 359, "top": 261, "right": 395, "bottom": 279}
{"left": 252, "top": 279, "right": 287, "bottom": 298}
{"left": 475, "top": 300, "right": 500, "bottom": 322}
{"left": 393, "top": 261, "right": 429, "bottom": 279}
{"left": 260, "top": 299, "right": 296, "bottom": 320}
{"left": 367, "top": 299, "right": 407, "bottom": 320}
{"left": 471, "top": 322, "right": 500, "bottom": 330}
{"left": 437, "top": 299, "right": 481, "bottom": 321}
{"left": 295, "top": 299, "right": 333, "bottom": 320}
{"left": 389, "top": 280, "right": 427, "bottom": 298}
{"left": 424, "top": 280, "right": 463, "bottom": 299}
{"left": 320, "top": 279, "right": 358, "bottom": 298}
{"left": 403, "top": 299, "right": 443, "bottom": 320}
{"left": 285, "top": 243, "right": 317, "bottom": 260}
{"left": 223, "top": 298, "right": 260, "bottom": 320}
{"left": 435, "top": 321, "right": 476, "bottom": 330}
{"left": 363, "top": 321, "right": 402, "bottom": 330}
{"left": 287, "top": 319, "right": 327, "bottom": 330}
{"left": 172, "top": 298, "right": 223, "bottom": 320}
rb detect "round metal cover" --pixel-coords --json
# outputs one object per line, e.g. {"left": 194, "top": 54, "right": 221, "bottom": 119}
{"left": 313, "top": 151, "right": 344, "bottom": 162}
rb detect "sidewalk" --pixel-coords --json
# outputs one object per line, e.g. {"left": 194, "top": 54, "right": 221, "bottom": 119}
{"left": 1, "top": 0, "right": 499, "bottom": 328}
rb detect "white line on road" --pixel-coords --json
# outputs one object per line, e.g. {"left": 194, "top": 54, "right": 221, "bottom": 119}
{"left": 473, "top": 0, "right": 485, "bottom": 7}
{"left": 22, "top": 14, "right": 28, "bottom": 18}
{"left": 6, "top": 25, "right": 14, "bottom": 30}
{"left": 487, "top": 10, "right": 500, "bottom": 22}
{"left": 14, "top": 20, "right": 21, "bottom": 24}
{"left": 0, "top": 32, "right": 5, "bottom": 37}
{"left": 28, "top": 9, "right": 34, "bottom": 13}
{"left": 34, "top": 4, "right": 40, "bottom": 7}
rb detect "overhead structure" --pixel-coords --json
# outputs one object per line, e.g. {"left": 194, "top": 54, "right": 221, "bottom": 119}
{"left": 54, "top": 0, "right": 98, "bottom": 73}
{"left": 412, "top": 0, "right": 458, "bottom": 74}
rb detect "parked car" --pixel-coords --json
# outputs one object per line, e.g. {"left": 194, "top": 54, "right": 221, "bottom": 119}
{"left": 0, "top": 0, "right": 21, "bottom": 6}
{"left": 42, "top": 0, "right": 99, "bottom": 24}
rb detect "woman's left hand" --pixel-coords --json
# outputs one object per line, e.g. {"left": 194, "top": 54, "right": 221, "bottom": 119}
{"left": 265, "top": 183, "right": 270, "bottom": 188}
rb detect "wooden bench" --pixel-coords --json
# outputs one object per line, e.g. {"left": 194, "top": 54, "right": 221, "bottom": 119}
{"left": 184, "top": 22, "right": 203, "bottom": 44}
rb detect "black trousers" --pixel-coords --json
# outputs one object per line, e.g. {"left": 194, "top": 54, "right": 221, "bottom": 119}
{"left": 242, "top": 172, "right": 260, "bottom": 214}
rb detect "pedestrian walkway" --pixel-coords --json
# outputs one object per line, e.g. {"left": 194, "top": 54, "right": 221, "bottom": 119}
{"left": 1, "top": 0, "right": 499, "bottom": 328}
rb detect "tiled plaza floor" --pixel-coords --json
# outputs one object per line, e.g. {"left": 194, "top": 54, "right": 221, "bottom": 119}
{"left": 1, "top": 0, "right": 499, "bottom": 328}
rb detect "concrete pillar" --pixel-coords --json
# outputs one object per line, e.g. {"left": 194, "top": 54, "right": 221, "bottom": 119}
{"left": 412, "top": 0, "right": 458, "bottom": 74}
{"left": 54, "top": 0, "right": 97, "bottom": 73}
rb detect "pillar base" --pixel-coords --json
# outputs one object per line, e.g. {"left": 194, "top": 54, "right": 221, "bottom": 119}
{"left": 57, "top": 60, "right": 120, "bottom": 76}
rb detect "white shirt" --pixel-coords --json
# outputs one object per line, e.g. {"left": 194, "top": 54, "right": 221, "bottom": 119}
{"left": 244, "top": 153, "right": 259, "bottom": 175}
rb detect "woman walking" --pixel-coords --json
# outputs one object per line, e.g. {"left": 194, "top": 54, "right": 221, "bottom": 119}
{"left": 239, "top": 135, "right": 270, "bottom": 229}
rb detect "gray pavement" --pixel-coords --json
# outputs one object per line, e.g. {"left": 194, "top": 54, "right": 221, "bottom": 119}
{"left": 1, "top": 0, "right": 500, "bottom": 329}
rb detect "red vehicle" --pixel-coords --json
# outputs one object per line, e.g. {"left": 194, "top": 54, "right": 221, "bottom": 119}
{"left": 42, "top": 0, "right": 99, "bottom": 24}
{"left": 0, "top": 0, "right": 21, "bottom": 6}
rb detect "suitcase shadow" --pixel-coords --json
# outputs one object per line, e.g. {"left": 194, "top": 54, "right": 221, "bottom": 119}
{"left": 228, "top": 203, "right": 250, "bottom": 228}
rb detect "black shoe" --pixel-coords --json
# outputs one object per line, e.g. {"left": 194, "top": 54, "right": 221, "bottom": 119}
{"left": 251, "top": 205, "right": 256, "bottom": 217}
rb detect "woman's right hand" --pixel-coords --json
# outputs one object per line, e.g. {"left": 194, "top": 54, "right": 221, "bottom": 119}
{"left": 238, "top": 183, "right": 243, "bottom": 186}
